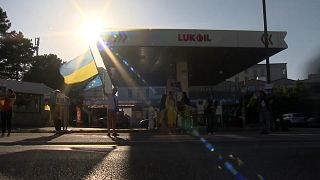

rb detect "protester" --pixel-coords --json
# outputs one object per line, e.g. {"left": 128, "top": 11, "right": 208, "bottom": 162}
{"left": 166, "top": 91, "right": 177, "bottom": 128}
{"left": 106, "top": 87, "right": 119, "bottom": 136}
{"left": 51, "top": 90, "right": 63, "bottom": 132}
{"left": 1, "top": 89, "right": 16, "bottom": 137}
{"left": 196, "top": 100, "right": 205, "bottom": 125}
{"left": 246, "top": 93, "right": 259, "bottom": 124}
{"left": 159, "top": 93, "right": 167, "bottom": 128}
{"left": 258, "top": 90, "right": 271, "bottom": 134}
{"left": 204, "top": 98, "right": 217, "bottom": 135}
{"left": 179, "top": 92, "right": 192, "bottom": 130}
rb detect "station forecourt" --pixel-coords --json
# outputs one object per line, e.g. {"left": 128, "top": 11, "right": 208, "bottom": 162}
{"left": 88, "top": 29, "right": 287, "bottom": 127}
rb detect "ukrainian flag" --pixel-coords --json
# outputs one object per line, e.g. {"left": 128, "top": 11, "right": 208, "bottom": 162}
{"left": 84, "top": 75, "right": 102, "bottom": 90}
{"left": 60, "top": 51, "right": 98, "bottom": 84}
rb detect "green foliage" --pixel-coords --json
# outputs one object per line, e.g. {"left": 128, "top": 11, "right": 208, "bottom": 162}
{"left": 0, "top": 31, "right": 35, "bottom": 80}
{"left": 0, "top": 7, "right": 66, "bottom": 91}
{"left": 272, "top": 81, "right": 311, "bottom": 116}
{"left": 0, "top": 8, "right": 35, "bottom": 80}
{"left": 23, "top": 54, "right": 64, "bottom": 89}
{"left": 0, "top": 7, "right": 11, "bottom": 35}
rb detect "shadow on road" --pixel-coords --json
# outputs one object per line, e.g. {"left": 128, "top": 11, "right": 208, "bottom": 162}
{"left": 125, "top": 129, "right": 320, "bottom": 180}
{"left": 13, "top": 133, "right": 64, "bottom": 144}
{"left": 0, "top": 148, "right": 115, "bottom": 179}
{"left": 108, "top": 135, "right": 128, "bottom": 143}
{"left": 126, "top": 130, "right": 233, "bottom": 180}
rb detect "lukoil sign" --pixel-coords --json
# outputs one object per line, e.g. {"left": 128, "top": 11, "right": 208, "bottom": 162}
{"left": 178, "top": 33, "right": 212, "bottom": 42}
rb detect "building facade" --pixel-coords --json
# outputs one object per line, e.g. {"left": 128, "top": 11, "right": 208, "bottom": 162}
{"left": 0, "top": 79, "right": 60, "bottom": 127}
{"left": 227, "top": 63, "right": 287, "bottom": 82}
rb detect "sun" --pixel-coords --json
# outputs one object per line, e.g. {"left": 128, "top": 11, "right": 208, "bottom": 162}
{"left": 80, "top": 17, "right": 104, "bottom": 44}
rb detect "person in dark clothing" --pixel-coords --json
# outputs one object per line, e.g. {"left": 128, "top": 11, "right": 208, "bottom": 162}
{"left": 180, "top": 92, "right": 191, "bottom": 106}
{"left": 51, "top": 90, "right": 62, "bottom": 132}
{"left": 106, "top": 87, "right": 119, "bottom": 137}
{"left": 179, "top": 92, "right": 192, "bottom": 130}
{"left": 205, "top": 98, "right": 217, "bottom": 135}
{"left": 160, "top": 94, "right": 167, "bottom": 111}
{"left": 159, "top": 93, "right": 167, "bottom": 128}
{"left": 1, "top": 89, "right": 16, "bottom": 137}
{"left": 258, "top": 90, "right": 271, "bottom": 134}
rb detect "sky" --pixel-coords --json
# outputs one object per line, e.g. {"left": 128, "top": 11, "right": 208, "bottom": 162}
{"left": 0, "top": 0, "right": 319, "bottom": 80}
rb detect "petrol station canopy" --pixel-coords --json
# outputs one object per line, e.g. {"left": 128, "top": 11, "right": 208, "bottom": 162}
{"left": 98, "top": 29, "right": 287, "bottom": 87}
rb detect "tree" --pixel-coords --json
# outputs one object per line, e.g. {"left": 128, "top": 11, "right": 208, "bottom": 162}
{"left": 0, "top": 8, "right": 35, "bottom": 80}
{"left": 23, "top": 54, "right": 64, "bottom": 90}
{"left": 0, "top": 31, "right": 35, "bottom": 80}
{"left": 0, "top": 7, "right": 11, "bottom": 36}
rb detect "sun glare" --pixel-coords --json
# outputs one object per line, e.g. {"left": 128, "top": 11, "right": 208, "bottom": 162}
{"left": 80, "top": 18, "right": 104, "bottom": 44}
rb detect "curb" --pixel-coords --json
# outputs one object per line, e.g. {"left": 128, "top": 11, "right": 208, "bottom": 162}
{"left": 1, "top": 138, "right": 320, "bottom": 146}
{"left": 12, "top": 129, "right": 160, "bottom": 134}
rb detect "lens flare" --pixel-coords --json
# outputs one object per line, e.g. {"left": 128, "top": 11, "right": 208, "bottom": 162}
{"left": 257, "top": 174, "right": 265, "bottom": 180}
{"left": 237, "top": 158, "right": 244, "bottom": 166}
{"left": 229, "top": 154, "right": 235, "bottom": 159}
{"left": 80, "top": 19, "right": 103, "bottom": 44}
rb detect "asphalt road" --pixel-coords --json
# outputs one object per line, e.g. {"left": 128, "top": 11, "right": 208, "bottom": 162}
{"left": 0, "top": 133, "right": 320, "bottom": 180}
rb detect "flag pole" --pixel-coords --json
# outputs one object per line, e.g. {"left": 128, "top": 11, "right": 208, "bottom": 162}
{"left": 88, "top": 46, "right": 107, "bottom": 96}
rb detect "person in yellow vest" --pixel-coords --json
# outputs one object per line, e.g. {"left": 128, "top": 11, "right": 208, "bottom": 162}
{"left": 166, "top": 92, "right": 177, "bottom": 128}
{"left": 159, "top": 94, "right": 167, "bottom": 128}
{"left": 1, "top": 89, "right": 16, "bottom": 137}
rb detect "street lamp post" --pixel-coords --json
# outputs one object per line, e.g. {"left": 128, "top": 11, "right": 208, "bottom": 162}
{"left": 262, "top": 0, "right": 271, "bottom": 84}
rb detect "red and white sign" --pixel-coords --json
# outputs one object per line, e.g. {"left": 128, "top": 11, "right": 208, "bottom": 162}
{"left": 261, "top": 33, "right": 273, "bottom": 45}
{"left": 100, "top": 29, "right": 287, "bottom": 48}
{"left": 178, "top": 33, "right": 212, "bottom": 42}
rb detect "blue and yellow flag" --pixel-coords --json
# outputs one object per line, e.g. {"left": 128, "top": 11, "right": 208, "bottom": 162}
{"left": 59, "top": 51, "right": 98, "bottom": 84}
{"left": 84, "top": 75, "right": 103, "bottom": 90}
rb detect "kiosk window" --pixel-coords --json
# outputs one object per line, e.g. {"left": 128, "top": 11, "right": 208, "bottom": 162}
{"left": 14, "top": 93, "right": 41, "bottom": 113}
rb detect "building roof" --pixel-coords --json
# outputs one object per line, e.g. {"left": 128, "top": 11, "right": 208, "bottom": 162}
{"left": 256, "top": 63, "right": 287, "bottom": 66}
{"left": 99, "top": 29, "right": 287, "bottom": 86}
{"left": 303, "top": 74, "right": 320, "bottom": 83}
{"left": 272, "top": 78, "right": 296, "bottom": 87}
{"left": 0, "top": 79, "right": 54, "bottom": 95}
{"left": 100, "top": 29, "right": 287, "bottom": 48}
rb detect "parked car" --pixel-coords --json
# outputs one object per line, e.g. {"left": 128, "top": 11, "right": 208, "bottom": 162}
{"left": 117, "top": 112, "right": 130, "bottom": 129}
{"left": 306, "top": 116, "right": 320, "bottom": 127}
{"left": 282, "top": 113, "right": 307, "bottom": 126}
{"left": 96, "top": 113, "right": 130, "bottom": 129}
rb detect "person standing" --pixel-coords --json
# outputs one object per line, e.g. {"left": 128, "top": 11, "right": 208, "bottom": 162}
{"left": 196, "top": 100, "right": 205, "bottom": 126}
{"left": 159, "top": 93, "right": 167, "bottom": 128}
{"left": 106, "top": 87, "right": 119, "bottom": 136}
{"left": 204, "top": 98, "right": 218, "bottom": 134}
{"left": 179, "top": 92, "right": 191, "bottom": 130}
{"left": 166, "top": 92, "right": 177, "bottom": 128}
{"left": 205, "top": 98, "right": 215, "bottom": 135}
{"left": 258, "top": 90, "right": 271, "bottom": 134}
{"left": 51, "top": 90, "right": 62, "bottom": 132}
{"left": 1, "top": 89, "right": 16, "bottom": 137}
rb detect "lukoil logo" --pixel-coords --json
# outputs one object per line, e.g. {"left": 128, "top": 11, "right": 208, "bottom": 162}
{"left": 178, "top": 33, "right": 212, "bottom": 42}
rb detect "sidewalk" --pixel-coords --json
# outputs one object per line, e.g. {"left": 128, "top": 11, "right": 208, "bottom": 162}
{"left": 11, "top": 126, "right": 320, "bottom": 134}
{"left": 0, "top": 133, "right": 119, "bottom": 145}
{"left": 12, "top": 127, "right": 138, "bottom": 133}
{"left": 0, "top": 127, "right": 319, "bottom": 146}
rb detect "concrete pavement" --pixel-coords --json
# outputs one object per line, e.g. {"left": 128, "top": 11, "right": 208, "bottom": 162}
{"left": 0, "top": 128, "right": 320, "bottom": 179}
{"left": 11, "top": 126, "right": 320, "bottom": 134}
{"left": 1, "top": 136, "right": 320, "bottom": 179}
{"left": 1, "top": 127, "right": 320, "bottom": 145}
